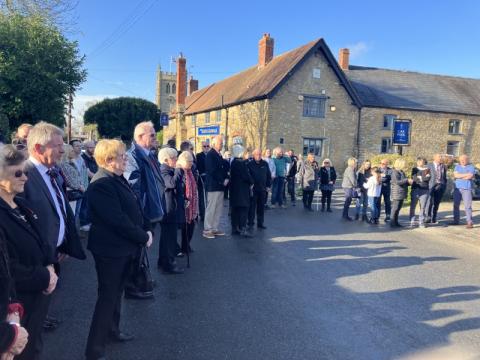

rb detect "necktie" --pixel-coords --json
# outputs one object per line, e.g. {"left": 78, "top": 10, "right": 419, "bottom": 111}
{"left": 46, "top": 168, "right": 68, "bottom": 225}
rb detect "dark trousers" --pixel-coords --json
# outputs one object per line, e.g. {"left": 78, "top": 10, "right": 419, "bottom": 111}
{"left": 79, "top": 191, "right": 90, "bottom": 226}
{"left": 427, "top": 184, "right": 445, "bottom": 222}
{"left": 158, "top": 222, "right": 177, "bottom": 270}
{"left": 379, "top": 187, "right": 391, "bottom": 218}
{"left": 86, "top": 254, "right": 133, "bottom": 360}
{"left": 321, "top": 190, "right": 332, "bottom": 210}
{"left": 271, "top": 177, "right": 285, "bottom": 206}
{"left": 231, "top": 206, "right": 248, "bottom": 231}
{"left": 248, "top": 190, "right": 266, "bottom": 227}
{"left": 342, "top": 188, "right": 355, "bottom": 218}
{"left": 302, "top": 190, "right": 314, "bottom": 209}
{"left": 181, "top": 221, "right": 195, "bottom": 253}
{"left": 287, "top": 177, "right": 296, "bottom": 202}
{"left": 198, "top": 176, "right": 206, "bottom": 220}
{"left": 16, "top": 292, "right": 51, "bottom": 360}
{"left": 391, "top": 199, "right": 404, "bottom": 225}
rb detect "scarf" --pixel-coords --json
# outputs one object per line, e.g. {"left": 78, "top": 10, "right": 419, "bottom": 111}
{"left": 184, "top": 169, "right": 198, "bottom": 224}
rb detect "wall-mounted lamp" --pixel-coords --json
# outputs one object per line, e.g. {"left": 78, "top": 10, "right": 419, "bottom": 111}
{"left": 330, "top": 105, "right": 336, "bottom": 112}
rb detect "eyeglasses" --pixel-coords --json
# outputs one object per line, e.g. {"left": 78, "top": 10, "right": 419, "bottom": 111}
{"left": 14, "top": 170, "right": 26, "bottom": 178}
{"left": 203, "top": 145, "right": 210, "bottom": 148}
{"left": 12, "top": 138, "right": 27, "bottom": 151}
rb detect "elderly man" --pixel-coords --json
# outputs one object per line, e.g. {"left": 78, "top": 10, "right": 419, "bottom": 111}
{"left": 452, "top": 154, "right": 475, "bottom": 229}
{"left": 11, "top": 123, "right": 32, "bottom": 153}
{"left": 427, "top": 153, "right": 447, "bottom": 224}
{"left": 248, "top": 149, "right": 271, "bottom": 230}
{"left": 22, "top": 122, "right": 86, "bottom": 335}
{"left": 196, "top": 141, "right": 210, "bottom": 221}
{"left": 124, "top": 122, "right": 166, "bottom": 291}
{"left": 203, "top": 135, "right": 229, "bottom": 239}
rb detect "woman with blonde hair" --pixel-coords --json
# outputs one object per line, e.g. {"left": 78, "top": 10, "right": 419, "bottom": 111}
{"left": 390, "top": 158, "right": 413, "bottom": 228}
{"left": 297, "top": 152, "right": 319, "bottom": 211}
{"left": 319, "top": 158, "right": 336, "bottom": 212}
{"left": 341, "top": 157, "right": 358, "bottom": 220}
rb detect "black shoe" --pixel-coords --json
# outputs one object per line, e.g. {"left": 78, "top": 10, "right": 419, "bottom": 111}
{"left": 342, "top": 216, "right": 353, "bottom": 221}
{"left": 232, "top": 230, "right": 241, "bottom": 235}
{"left": 109, "top": 331, "right": 135, "bottom": 342}
{"left": 163, "top": 266, "right": 184, "bottom": 275}
{"left": 321, "top": 207, "right": 325, "bottom": 212}
{"left": 124, "top": 290, "right": 154, "bottom": 300}
{"left": 176, "top": 252, "right": 185, "bottom": 258}
{"left": 449, "top": 221, "right": 460, "bottom": 226}
{"left": 327, "top": 208, "right": 332, "bottom": 213}
{"left": 240, "top": 230, "right": 253, "bottom": 238}
{"left": 257, "top": 224, "right": 267, "bottom": 229}
{"left": 384, "top": 216, "right": 391, "bottom": 223}
{"left": 354, "top": 214, "right": 359, "bottom": 221}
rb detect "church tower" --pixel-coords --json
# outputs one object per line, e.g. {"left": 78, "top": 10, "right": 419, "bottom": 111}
{"left": 155, "top": 64, "right": 177, "bottom": 114}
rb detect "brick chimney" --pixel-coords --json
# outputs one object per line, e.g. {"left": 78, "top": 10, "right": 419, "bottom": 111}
{"left": 176, "top": 54, "right": 187, "bottom": 107}
{"left": 258, "top": 33, "right": 274, "bottom": 68}
{"left": 188, "top": 76, "right": 198, "bottom": 95}
{"left": 339, "top": 48, "right": 350, "bottom": 71}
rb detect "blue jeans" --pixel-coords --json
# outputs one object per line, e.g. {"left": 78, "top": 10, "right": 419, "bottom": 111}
{"left": 272, "top": 177, "right": 285, "bottom": 206}
{"left": 355, "top": 192, "right": 368, "bottom": 216}
{"left": 342, "top": 188, "right": 355, "bottom": 218}
{"left": 453, "top": 188, "right": 473, "bottom": 223}
{"left": 367, "top": 196, "right": 379, "bottom": 220}
{"left": 409, "top": 188, "right": 429, "bottom": 225}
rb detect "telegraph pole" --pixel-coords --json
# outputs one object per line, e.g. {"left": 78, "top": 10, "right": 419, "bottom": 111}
{"left": 67, "top": 92, "right": 73, "bottom": 143}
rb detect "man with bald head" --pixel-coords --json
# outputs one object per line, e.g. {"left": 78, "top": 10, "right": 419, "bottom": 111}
{"left": 452, "top": 154, "right": 475, "bottom": 228}
{"left": 247, "top": 149, "right": 271, "bottom": 229}
{"left": 427, "top": 153, "right": 447, "bottom": 223}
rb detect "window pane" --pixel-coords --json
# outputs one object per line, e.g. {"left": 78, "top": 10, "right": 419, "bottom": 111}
{"left": 303, "top": 96, "right": 326, "bottom": 118}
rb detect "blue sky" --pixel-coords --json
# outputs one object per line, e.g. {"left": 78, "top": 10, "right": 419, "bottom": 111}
{"left": 71, "top": 0, "right": 480, "bottom": 122}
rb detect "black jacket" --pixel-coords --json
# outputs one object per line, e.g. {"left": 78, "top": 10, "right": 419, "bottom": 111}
{"left": 319, "top": 167, "right": 337, "bottom": 185}
{"left": 205, "top": 149, "right": 229, "bottom": 192}
{"left": 357, "top": 169, "right": 372, "bottom": 193}
{"left": 87, "top": 168, "right": 149, "bottom": 257}
{"left": 391, "top": 169, "right": 410, "bottom": 200}
{"left": 380, "top": 167, "right": 393, "bottom": 190}
{"left": 196, "top": 152, "right": 207, "bottom": 175}
{"left": 0, "top": 235, "right": 15, "bottom": 353}
{"left": 411, "top": 167, "right": 431, "bottom": 190}
{"left": 247, "top": 159, "right": 272, "bottom": 192}
{"left": 287, "top": 156, "right": 298, "bottom": 178}
{"left": 229, "top": 159, "right": 254, "bottom": 208}
{"left": 160, "top": 164, "right": 184, "bottom": 224}
{"left": 0, "top": 197, "right": 52, "bottom": 294}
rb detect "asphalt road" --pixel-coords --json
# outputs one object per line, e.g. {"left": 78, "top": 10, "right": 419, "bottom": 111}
{"left": 43, "top": 193, "right": 480, "bottom": 360}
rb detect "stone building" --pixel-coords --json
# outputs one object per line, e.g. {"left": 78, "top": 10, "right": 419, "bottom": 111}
{"left": 162, "top": 34, "right": 480, "bottom": 170}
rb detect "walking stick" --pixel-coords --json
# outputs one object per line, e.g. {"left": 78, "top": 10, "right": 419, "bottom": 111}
{"left": 184, "top": 221, "right": 190, "bottom": 268}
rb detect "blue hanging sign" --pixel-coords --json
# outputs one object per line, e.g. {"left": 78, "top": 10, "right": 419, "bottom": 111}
{"left": 392, "top": 120, "right": 411, "bottom": 146}
{"left": 198, "top": 126, "right": 220, "bottom": 136}
{"left": 160, "top": 113, "right": 169, "bottom": 126}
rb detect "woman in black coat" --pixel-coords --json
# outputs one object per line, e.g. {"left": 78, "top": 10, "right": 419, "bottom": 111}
{"left": 158, "top": 147, "right": 184, "bottom": 274}
{"left": 229, "top": 145, "right": 254, "bottom": 237}
{"left": 319, "top": 158, "right": 337, "bottom": 212}
{"left": 85, "top": 140, "right": 152, "bottom": 360}
{"left": 0, "top": 145, "right": 56, "bottom": 360}
{"left": 390, "top": 158, "right": 413, "bottom": 228}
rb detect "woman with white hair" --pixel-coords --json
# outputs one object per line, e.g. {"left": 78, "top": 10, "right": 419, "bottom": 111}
{"left": 319, "top": 158, "right": 336, "bottom": 212}
{"left": 390, "top": 158, "right": 413, "bottom": 228}
{"left": 229, "top": 145, "right": 254, "bottom": 237}
{"left": 158, "top": 147, "right": 184, "bottom": 274}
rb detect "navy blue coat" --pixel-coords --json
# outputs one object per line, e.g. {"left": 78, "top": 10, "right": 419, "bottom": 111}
{"left": 205, "top": 149, "right": 229, "bottom": 192}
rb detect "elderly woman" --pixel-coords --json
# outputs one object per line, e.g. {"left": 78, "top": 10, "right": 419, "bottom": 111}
{"left": 176, "top": 151, "right": 199, "bottom": 254}
{"left": 319, "top": 158, "right": 336, "bottom": 212}
{"left": 341, "top": 157, "right": 358, "bottom": 221}
{"left": 85, "top": 140, "right": 153, "bottom": 360}
{"left": 230, "top": 145, "right": 254, "bottom": 237}
{"left": 158, "top": 147, "right": 184, "bottom": 274}
{"left": 0, "top": 145, "right": 57, "bottom": 360}
{"left": 390, "top": 158, "right": 413, "bottom": 228}
{"left": 297, "top": 153, "right": 319, "bottom": 211}
{"left": 58, "top": 144, "right": 85, "bottom": 215}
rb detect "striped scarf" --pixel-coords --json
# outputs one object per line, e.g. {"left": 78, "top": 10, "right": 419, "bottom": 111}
{"left": 184, "top": 169, "right": 198, "bottom": 224}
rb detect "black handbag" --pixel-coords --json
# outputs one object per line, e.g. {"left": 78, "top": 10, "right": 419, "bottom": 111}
{"left": 66, "top": 189, "right": 84, "bottom": 201}
{"left": 128, "top": 246, "right": 154, "bottom": 296}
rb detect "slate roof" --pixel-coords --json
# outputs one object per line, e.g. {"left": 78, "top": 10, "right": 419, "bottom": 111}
{"left": 347, "top": 66, "right": 480, "bottom": 116}
{"left": 184, "top": 39, "right": 361, "bottom": 115}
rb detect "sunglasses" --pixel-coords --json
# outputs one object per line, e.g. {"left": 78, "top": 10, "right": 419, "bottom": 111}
{"left": 203, "top": 145, "right": 210, "bottom": 148}
{"left": 12, "top": 139, "right": 27, "bottom": 150}
{"left": 14, "top": 170, "right": 26, "bottom": 178}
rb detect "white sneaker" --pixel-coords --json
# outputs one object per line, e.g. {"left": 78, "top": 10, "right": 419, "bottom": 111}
{"left": 80, "top": 224, "right": 91, "bottom": 231}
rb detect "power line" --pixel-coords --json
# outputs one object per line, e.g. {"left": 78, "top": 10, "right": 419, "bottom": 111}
{"left": 88, "top": 0, "right": 158, "bottom": 59}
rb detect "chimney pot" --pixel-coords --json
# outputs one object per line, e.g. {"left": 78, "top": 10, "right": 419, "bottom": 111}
{"left": 339, "top": 48, "right": 350, "bottom": 71}
{"left": 188, "top": 76, "right": 199, "bottom": 95}
{"left": 258, "top": 33, "right": 274, "bottom": 68}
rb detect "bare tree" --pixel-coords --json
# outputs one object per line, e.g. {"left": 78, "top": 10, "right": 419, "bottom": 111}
{"left": 237, "top": 99, "right": 269, "bottom": 151}
{"left": 1, "top": 0, "right": 78, "bottom": 29}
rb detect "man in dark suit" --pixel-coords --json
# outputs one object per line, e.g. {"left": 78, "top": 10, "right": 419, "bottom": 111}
{"left": 195, "top": 141, "right": 210, "bottom": 221}
{"left": 21, "top": 122, "right": 86, "bottom": 332}
{"left": 427, "top": 153, "right": 448, "bottom": 223}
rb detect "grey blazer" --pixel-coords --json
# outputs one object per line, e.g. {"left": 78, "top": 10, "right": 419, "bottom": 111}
{"left": 20, "top": 160, "right": 85, "bottom": 261}
{"left": 427, "top": 162, "right": 447, "bottom": 189}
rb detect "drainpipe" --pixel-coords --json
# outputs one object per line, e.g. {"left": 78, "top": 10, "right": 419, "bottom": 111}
{"left": 356, "top": 106, "right": 362, "bottom": 158}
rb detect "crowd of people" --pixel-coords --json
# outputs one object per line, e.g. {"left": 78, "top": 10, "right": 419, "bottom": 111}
{"left": 0, "top": 119, "right": 478, "bottom": 359}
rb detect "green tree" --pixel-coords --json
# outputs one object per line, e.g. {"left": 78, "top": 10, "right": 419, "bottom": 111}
{"left": 0, "top": 13, "right": 86, "bottom": 130}
{"left": 84, "top": 97, "right": 160, "bottom": 141}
